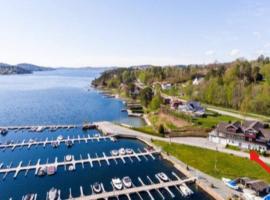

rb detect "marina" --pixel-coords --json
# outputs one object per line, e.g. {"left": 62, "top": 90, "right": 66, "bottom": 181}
{"left": 0, "top": 148, "right": 160, "bottom": 178}
{"left": 0, "top": 69, "right": 213, "bottom": 200}
{"left": 68, "top": 173, "right": 196, "bottom": 200}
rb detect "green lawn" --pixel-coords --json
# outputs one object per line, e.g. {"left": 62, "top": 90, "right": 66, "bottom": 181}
{"left": 132, "top": 126, "right": 161, "bottom": 137}
{"left": 192, "top": 113, "right": 238, "bottom": 129}
{"left": 153, "top": 140, "right": 270, "bottom": 183}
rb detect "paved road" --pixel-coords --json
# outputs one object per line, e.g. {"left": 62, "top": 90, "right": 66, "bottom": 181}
{"left": 95, "top": 121, "right": 270, "bottom": 164}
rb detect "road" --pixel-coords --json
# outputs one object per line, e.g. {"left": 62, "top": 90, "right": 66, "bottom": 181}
{"left": 95, "top": 121, "right": 270, "bottom": 165}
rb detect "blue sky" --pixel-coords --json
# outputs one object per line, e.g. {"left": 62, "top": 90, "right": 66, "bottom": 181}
{"left": 0, "top": 0, "right": 270, "bottom": 67}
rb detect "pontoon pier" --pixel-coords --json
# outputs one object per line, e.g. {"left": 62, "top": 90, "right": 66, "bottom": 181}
{"left": 0, "top": 134, "right": 115, "bottom": 150}
{"left": 0, "top": 148, "right": 160, "bottom": 178}
{"left": 67, "top": 173, "right": 196, "bottom": 200}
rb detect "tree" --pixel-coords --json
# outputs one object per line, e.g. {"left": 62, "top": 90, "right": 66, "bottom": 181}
{"left": 149, "top": 94, "right": 162, "bottom": 110}
{"left": 158, "top": 124, "right": 165, "bottom": 136}
{"left": 139, "top": 87, "right": 153, "bottom": 107}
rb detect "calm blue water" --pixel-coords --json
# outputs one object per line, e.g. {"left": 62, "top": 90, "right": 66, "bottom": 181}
{"left": 0, "top": 69, "right": 212, "bottom": 200}
{"left": 0, "top": 69, "right": 144, "bottom": 127}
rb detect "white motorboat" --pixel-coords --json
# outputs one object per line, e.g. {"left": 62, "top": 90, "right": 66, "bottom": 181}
{"left": 37, "top": 166, "right": 46, "bottom": 176}
{"left": 46, "top": 165, "right": 57, "bottom": 176}
{"left": 29, "top": 139, "right": 35, "bottom": 143}
{"left": 111, "top": 150, "right": 119, "bottom": 156}
{"left": 119, "top": 148, "right": 126, "bottom": 155}
{"left": 93, "top": 182, "right": 102, "bottom": 193}
{"left": 65, "top": 155, "right": 73, "bottom": 162}
{"left": 22, "top": 193, "right": 36, "bottom": 200}
{"left": 126, "top": 148, "right": 133, "bottom": 155}
{"left": 156, "top": 172, "right": 169, "bottom": 182}
{"left": 57, "top": 135, "right": 64, "bottom": 141}
{"left": 68, "top": 165, "right": 75, "bottom": 171}
{"left": 110, "top": 137, "right": 117, "bottom": 142}
{"left": 222, "top": 177, "right": 239, "bottom": 190}
{"left": 122, "top": 176, "right": 132, "bottom": 188}
{"left": 36, "top": 126, "right": 44, "bottom": 132}
{"left": 47, "top": 187, "right": 60, "bottom": 200}
{"left": 112, "top": 178, "right": 123, "bottom": 190}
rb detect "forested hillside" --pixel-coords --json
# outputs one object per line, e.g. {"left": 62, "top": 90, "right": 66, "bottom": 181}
{"left": 92, "top": 56, "right": 270, "bottom": 115}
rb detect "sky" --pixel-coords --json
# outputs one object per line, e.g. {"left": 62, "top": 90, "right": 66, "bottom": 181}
{"left": 0, "top": 0, "right": 270, "bottom": 67}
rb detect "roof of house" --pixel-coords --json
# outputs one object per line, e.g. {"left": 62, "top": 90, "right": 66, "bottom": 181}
{"left": 246, "top": 180, "right": 269, "bottom": 193}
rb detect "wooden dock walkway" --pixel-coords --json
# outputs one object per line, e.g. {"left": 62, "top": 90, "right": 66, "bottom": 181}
{"left": 0, "top": 149, "right": 160, "bottom": 178}
{"left": 0, "top": 134, "right": 115, "bottom": 150}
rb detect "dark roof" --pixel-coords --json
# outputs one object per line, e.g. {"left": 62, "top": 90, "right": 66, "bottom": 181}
{"left": 246, "top": 180, "right": 269, "bottom": 193}
{"left": 260, "top": 128, "right": 270, "bottom": 140}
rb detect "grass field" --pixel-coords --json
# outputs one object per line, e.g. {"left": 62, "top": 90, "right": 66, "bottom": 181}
{"left": 192, "top": 113, "right": 238, "bottom": 129}
{"left": 153, "top": 140, "right": 270, "bottom": 183}
{"left": 132, "top": 126, "right": 161, "bottom": 137}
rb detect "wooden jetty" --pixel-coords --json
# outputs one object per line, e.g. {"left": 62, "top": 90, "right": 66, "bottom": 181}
{"left": 0, "top": 149, "right": 160, "bottom": 178}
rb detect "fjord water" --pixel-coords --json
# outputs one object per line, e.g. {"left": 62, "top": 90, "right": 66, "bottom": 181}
{"left": 0, "top": 69, "right": 144, "bottom": 126}
{"left": 0, "top": 69, "right": 212, "bottom": 200}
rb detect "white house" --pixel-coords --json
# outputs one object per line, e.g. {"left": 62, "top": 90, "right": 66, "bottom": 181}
{"left": 192, "top": 77, "right": 204, "bottom": 85}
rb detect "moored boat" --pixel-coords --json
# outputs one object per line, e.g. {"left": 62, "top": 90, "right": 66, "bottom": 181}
{"left": 119, "top": 148, "right": 126, "bottom": 155}
{"left": 46, "top": 165, "right": 57, "bottom": 175}
{"left": 22, "top": 193, "right": 36, "bottom": 200}
{"left": 57, "top": 135, "right": 63, "bottom": 141}
{"left": 126, "top": 148, "right": 133, "bottom": 155}
{"left": 111, "top": 150, "right": 119, "bottom": 156}
{"left": 112, "top": 178, "right": 123, "bottom": 190}
{"left": 0, "top": 128, "right": 8, "bottom": 135}
{"left": 222, "top": 178, "right": 239, "bottom": 190}
{"left": 68, "top": 165, "right": 75, "bottom": 171}
{"left": 51, "top": 141, "right": 59, "bottom": 148}
{"left": 156, "top": 172, "right": 169, "bottom": 182}
{"left": 37, "top": 166, "right": 46, "bottom": 176}
{"left": 93, "top": 182, "right": 102, "bottom": 193}
{"left": 65, "top": 140, "right": 73, "bottom": 147}
{"left": 65, "top": 155, "right": 73, "bottom": 162}
{"left": 122, "top": 176, "right": 132, "bottom": 188}
{"left": 46, "top": 187, "right": 60, "bottom": 200}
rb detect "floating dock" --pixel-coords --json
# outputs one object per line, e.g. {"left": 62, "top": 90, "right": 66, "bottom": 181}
{"left": 0, "top": 134, "right": 115, "bottom": 150}
{"left": 0, "top": 124, "right": 78, "bottom": 131}
{"left": 0, "top": 148, "right": 160, "bottom": 178}
{"left": 68, "top": 173, "right": 196, "bottom": 200}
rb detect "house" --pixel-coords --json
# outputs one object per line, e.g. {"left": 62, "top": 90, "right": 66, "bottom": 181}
{"left": 161, "top": 83, "right": 172, "bottom": 90}
{"left": 178, "top": 101, "right": 205, "bottom": 116}
{"left": 170, "top": 100, "right": 183, "bottom": 110}
{"left": 192, "top": 77, "right": 204, "bottom": 85}
{"left": 209, "top": 120, "right": 270, "bottom": 152}
{"left": 239, "top": 178, "right": 270, "bottom": 197}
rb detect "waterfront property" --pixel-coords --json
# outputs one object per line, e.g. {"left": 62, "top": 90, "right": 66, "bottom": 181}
{"left": 178, "top": 101, "right": 206, "bottom": 117}
{"left": 0, "top": 123, "right": 212, "bottom": 200}
{"left": 209, "top": 120, "right": 270, "bottom": 152}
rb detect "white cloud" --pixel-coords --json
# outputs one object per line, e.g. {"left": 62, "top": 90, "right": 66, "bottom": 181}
{"left": 205, "top": 50, "right": 215, "bottom": 56}
{"left": 229, "top": 49, "right": 240, "bottom": 57}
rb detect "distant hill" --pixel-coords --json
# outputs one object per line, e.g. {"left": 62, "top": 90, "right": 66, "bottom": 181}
{"left": 0, "top": 62, "right": 54, "bottom": 75}
{"left": 0, "top": 63, "right": 31, "bottom": 75}
{"left": 17, "top": 63, "right": 53, "bottom": 71}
